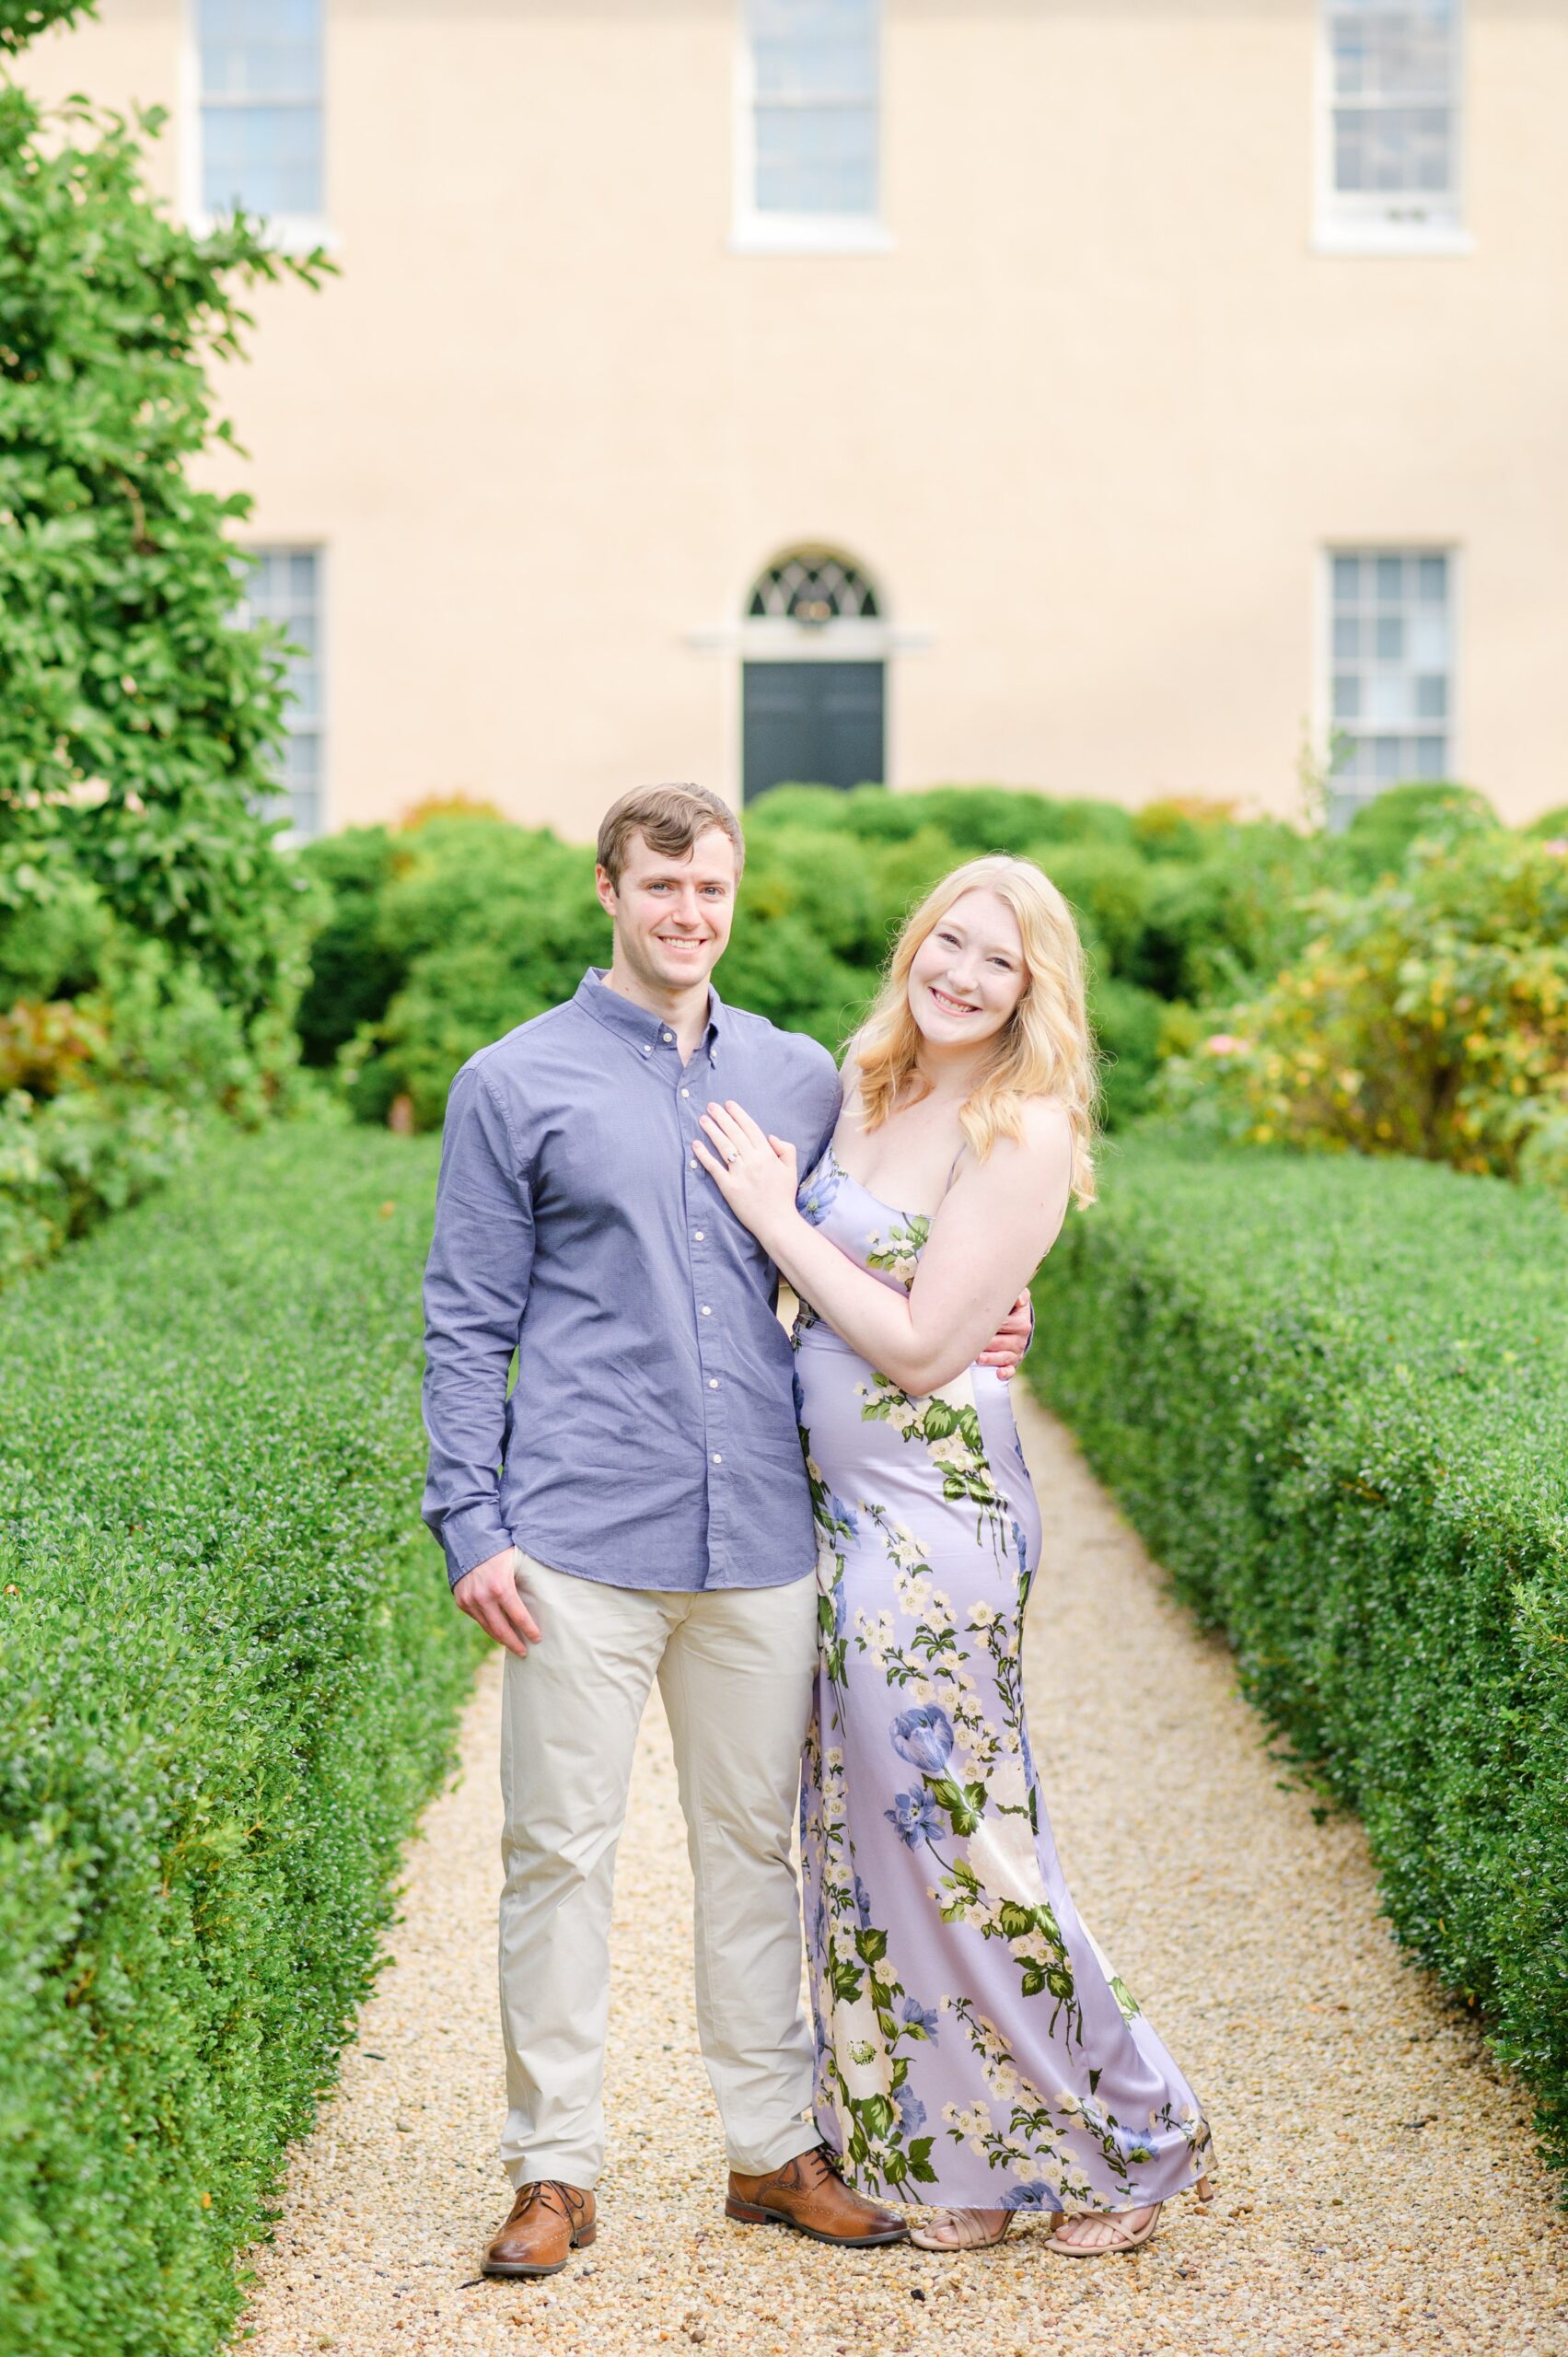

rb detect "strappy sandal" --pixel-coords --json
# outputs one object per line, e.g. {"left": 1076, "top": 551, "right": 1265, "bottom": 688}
{"left": 1048, "top": 2201, "right": 1163, "bottom": 2256}
{"left": 1047, "top": 2170, "right": 1214, "bottom": 2258}
{"left": 908, "top": 2207, "right": 1014, "bottom": 2252}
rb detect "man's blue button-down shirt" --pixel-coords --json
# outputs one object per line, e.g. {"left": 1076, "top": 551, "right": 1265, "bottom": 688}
{"left": 421, "top": 969, "right": 842, "bottom": 1592}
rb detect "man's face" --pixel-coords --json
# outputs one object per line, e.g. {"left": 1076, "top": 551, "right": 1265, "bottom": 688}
{"left": 596, "top": 826, "right": 739, "bottom": 995}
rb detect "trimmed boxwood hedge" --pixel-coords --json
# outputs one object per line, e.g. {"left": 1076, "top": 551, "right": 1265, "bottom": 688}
{"left": 0, "top": 1120, "right": 479, "bottom": 2357}
{"left": 1028, "top": 1137, "right": 1568, "bottom": 2184}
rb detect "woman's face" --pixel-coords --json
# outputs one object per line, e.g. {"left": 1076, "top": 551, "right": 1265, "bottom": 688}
{"left": 907, "top": 888, "right": 1028, "bottom": 1052}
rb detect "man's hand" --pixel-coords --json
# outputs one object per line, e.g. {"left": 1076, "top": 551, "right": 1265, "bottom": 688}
{"left": 452, "top": 1548, "right": 543, "bottom": 1659}
{"left": 976, "top": 1290, "right": 1033, "bottom": 1383}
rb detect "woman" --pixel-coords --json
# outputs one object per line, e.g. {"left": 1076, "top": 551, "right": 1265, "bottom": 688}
{"left": 691, "top": 854, "right": 1215, "bottom": 2256}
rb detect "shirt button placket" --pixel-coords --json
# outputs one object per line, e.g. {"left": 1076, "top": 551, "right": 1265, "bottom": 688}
{"left": 680, "top": 1049, "right": 726, "bottom": 1584}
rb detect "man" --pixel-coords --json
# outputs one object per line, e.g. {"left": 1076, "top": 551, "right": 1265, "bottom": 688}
{"left": 422, "top": 784, "right": 1028, "bottom": 2278}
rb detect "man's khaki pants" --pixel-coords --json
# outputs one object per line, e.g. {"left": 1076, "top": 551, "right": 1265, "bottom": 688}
{"left": 497, "top": 1551, "right": 820, "bottom": 2189}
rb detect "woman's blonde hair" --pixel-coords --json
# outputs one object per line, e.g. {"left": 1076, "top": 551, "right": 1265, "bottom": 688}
{"left": 848, "top": 854, "right": 1099, "bottom": 1206}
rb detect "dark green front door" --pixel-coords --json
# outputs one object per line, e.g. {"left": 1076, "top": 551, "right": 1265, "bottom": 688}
{"left": 742, "top": 660, "right": 885, "bottom": 804}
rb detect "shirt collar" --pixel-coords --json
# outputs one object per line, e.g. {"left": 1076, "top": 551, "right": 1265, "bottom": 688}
{"left": 575, "top": 968, "right": 724, "bottom": 1063}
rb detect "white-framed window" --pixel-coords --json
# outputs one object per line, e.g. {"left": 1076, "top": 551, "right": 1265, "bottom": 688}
{"left": 733, "top": 0, "right": 891, "bottom": 254}
{"left": 1317, "top": 2, "right": 1467, "bottom": 252}
{"left": 235, "top": 548, "right": 325, "bottom": 842}
{"left": 1326, "top": 548, "right": 1453, "bottom": 821}
{"left": 193, "top": 0, "right": 325, "bottom": 242}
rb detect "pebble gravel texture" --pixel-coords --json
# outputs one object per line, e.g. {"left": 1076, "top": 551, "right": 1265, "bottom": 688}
{"left": 234, "top": 1399, "right": 1568, "bottom": 2357}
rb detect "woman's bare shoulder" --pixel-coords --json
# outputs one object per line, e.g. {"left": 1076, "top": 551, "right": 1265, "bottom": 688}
{"left": 1016, "top": 1094, "right": 1074, "bottom": 1147}
{"left": 963, "top": 1097, "right": 1073, "bottom": 1185}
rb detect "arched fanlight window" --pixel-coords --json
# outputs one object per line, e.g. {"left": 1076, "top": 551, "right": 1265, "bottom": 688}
{"left": 746, "top": 549, "right": 881, "bottom": 626}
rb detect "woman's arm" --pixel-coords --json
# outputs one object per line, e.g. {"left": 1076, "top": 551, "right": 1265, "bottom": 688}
{"left": 692, "top": 1097, "right": 1072, "bottom": 1396}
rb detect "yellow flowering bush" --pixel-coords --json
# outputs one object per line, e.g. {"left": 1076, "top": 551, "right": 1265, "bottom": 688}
{"left": 1164, "top": 831, "right": 1568, "bottom": 1185}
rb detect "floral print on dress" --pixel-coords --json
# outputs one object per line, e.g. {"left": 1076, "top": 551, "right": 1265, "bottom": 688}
{"left": 794, "top": 1144, "right": 1217, "bottom": 2213}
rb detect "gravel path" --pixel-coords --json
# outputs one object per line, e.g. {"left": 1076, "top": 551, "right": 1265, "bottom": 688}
{"left": 235, "top": 1399, "right": 1568, "bottom": 2357}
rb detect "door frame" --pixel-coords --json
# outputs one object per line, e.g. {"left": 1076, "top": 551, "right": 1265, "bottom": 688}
{"left": 687, "top": 612, "right": 932, "bottom": 809}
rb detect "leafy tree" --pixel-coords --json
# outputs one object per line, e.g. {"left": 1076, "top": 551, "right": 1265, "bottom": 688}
{"left": 0, "top": 1, "right": 87, "bottom": 54}
{"left": 0, "top": 0, "right": 330, "bottom": 1014}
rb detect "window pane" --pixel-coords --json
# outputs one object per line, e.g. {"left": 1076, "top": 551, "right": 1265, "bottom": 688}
{"left": 199, "top": 0, "right": 321, "bottom": 97}
{"left": 1408, "top": 608, "right": 1448, "bottom": 667}
{"left": 749, "top": 0, "right": 879, "bottom": 217}
{"left": 1417, "top": 553, "right": 1448, "bottom": 601}
{"left": 1325, "top": 3, "right": 1458, "bottom": 208}
{"left": 752, "top": 0, "right": 877, "bottom": 99}
{"left": 199, "top": 0, "right": 323, "bottom": 217}
{"left": 755, "top": 105, "right": 877, "bottom": 215}
{"left": 1333, "top": 118, "right": 1369, "bottom": 191}
{"left": 1366, "top": 672, "right": 1408, "bottom": 724}
{"left": 1328, "top": 545, "right": 1452, "bottom": 817}
{"left": 234, "top": 547, "right": 323, "bottom": 838}
{"left": 203, "top": 104, "right": 322, "bottom": 215}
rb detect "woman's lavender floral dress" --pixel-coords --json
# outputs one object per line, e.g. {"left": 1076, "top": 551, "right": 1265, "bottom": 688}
{"left": 794, "top": 1144, "right": 1215, "bottom": 2213}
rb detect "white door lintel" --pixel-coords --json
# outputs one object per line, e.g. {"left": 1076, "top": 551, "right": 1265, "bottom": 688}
{"left": 687, "top": 619, "right": 931, "bottom": 660}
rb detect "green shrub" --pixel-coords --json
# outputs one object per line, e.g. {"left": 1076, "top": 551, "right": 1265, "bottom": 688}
{"left": 0, "top": 943, "right": 304, "bottom": 1284}
{"left": 0, "top": 877, "right": 111, "bottom": 1004}
{"left": 1518, "top": 1111, "right": 1568, "bottom": 1207}
{"left": 1332, "top": 780, "right": 1498, "bottom": 888}
{"left": 1028, "top": 1136, "right": 1568, "bottom": 2183}
{"left": 892, "top": 785, "right": 1125, "bottom": 853}
{"left": 1086, "top": 975, "right": 1167, "bottom": 1128}
{"left": 1131, "top": 822, "right": 1322, "bottom": 1004}
{"left": 293, "top": 827, "right": 408, "bottom": 1066}
{"left": 1524, "top": 805, "right": 1568, "bottom": 844}
{"left": 0, "top": 1120, "right": 479, "bottom": 2357}
{"left": 1032, "top": 842, "right": 1153, "bottom": 976}
{"left": 737, "top": 824, "right": 885, "bottom": 966}
{"left": 1128, "top": 795, "right": 1241, "bottom": 861}
{"left": 1160, "top": 830, "right": 1568, "bottom": 1178}
{"left": 333, "top": 816, "right": 609, "bottom": 1125}
{"left": 295, "top": 787, "right": 1342, "bottom": 1136}
{"left": 722, "top": 825, "right": 879, "bottom": 1049}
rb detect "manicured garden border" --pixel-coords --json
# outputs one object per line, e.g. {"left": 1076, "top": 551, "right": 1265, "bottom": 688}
{"left": 1027, "top": 1137, "right": 1568, "bottom": 2187}
{"left": 0, "top": 1122, "right": 479, "bottom": 2357}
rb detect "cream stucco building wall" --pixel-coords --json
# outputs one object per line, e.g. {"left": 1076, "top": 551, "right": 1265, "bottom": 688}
{"left": 19, "top": 1, "right": 1568, "bottom": 835}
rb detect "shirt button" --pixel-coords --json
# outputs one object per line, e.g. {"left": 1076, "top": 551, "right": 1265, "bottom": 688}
{"left": 690, "top": 1160, "right": 699, "bottom": 1172}
{"left": 712, "top": 1452, "right": 723, "bottom": 1465}
{"left": 708, "top": 1378, "right": 719, "bottom": 1390}
{"left": 662, "top": 1029, "right": 674, "bottom": 1043}
{"left": 680, "top": 1088, "right": 691, "bottom": 1098}
{"left": 641, "top": 1044, "right": 651, "bottom": 1056}
{"left": 693, "top": 1230, "right": 704, "bottom": 1241}
{"left": 701, "top": 1305, "right": 712, "bottom": 1316}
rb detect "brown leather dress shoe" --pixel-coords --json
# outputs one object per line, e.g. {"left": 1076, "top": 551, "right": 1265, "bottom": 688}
{"left": 726, "top": 2143, "right": 907, "bottom": 2247}
{"left": 482, "top": 2179, "right": 597, "bottom": 2278}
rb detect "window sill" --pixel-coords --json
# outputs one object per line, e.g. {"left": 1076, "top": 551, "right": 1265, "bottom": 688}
{"left": 189, "top": 209, "right": 340, "bottom": 257}
{"left": 729, "top": 215, "right": 895, "bottom": 258}
{"left": 1312, "top": 216, "right": 1472, "bottom": 258}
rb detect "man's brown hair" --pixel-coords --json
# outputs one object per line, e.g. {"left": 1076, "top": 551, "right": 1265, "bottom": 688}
{"left": 596, "top": 784, "right": 746, "bottom": 888}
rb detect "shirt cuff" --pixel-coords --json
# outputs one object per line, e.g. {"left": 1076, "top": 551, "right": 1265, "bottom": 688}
{"left": 439, "top": 1507, "right": 516, "bottom": 1589}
